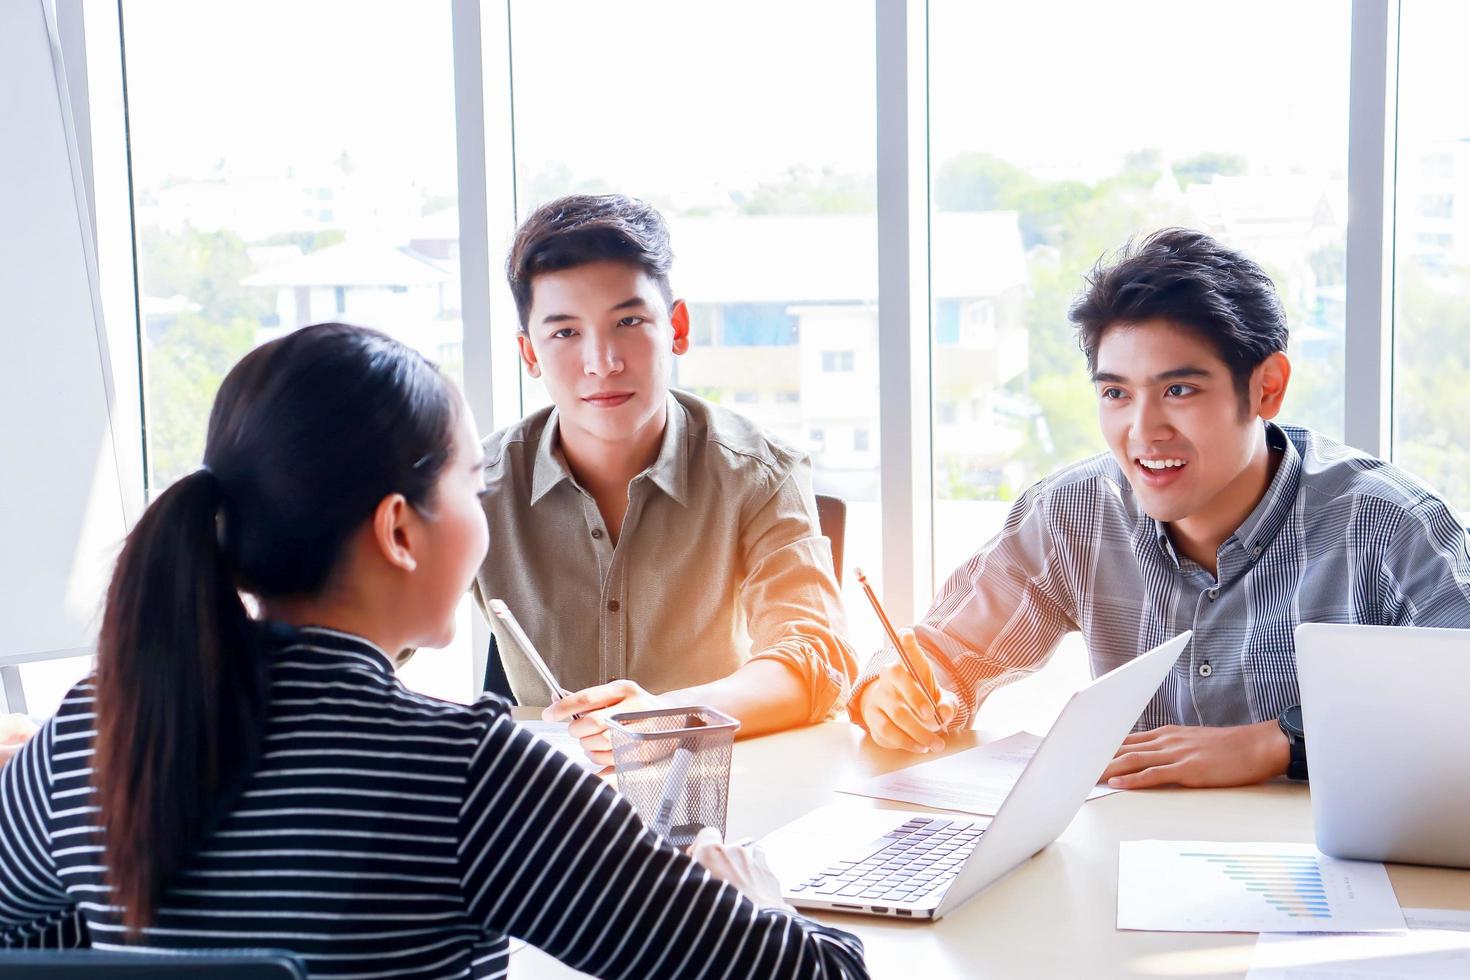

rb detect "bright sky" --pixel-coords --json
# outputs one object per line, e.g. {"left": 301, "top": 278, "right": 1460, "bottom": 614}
{"left": 120, "top": 0, "right": 1466, "bottom": 202}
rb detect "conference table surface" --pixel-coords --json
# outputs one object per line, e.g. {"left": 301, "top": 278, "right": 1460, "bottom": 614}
{"left": 508, "top": 708, "right": 1470, "bottom": 979}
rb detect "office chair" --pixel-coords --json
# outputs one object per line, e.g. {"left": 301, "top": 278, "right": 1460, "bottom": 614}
{"left": 815, "top": 493, "right": 847, "bottom": 585}
{"left": 484, "top": 632, "right": 516, "bottom": 703}
{"left": 0, "top": 949, "right": 307, "bottom": 978}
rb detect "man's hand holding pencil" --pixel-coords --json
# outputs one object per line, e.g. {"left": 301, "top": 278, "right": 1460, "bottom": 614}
{"left": 850, "top": 568, "right": 960, "bottom": 753}
{"left": 854, "top": 628, "right": 960, "bottom": 753}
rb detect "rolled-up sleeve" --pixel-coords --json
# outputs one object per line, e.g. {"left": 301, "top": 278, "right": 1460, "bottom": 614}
{"left": 738, "top": 459, "right": 858, "bottom": 724}
{"left": 848, "top": 482, "right": 1078, "bottom": 731}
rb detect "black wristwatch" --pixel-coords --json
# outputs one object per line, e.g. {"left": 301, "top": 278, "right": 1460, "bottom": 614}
{"left": 1278, "top": 705, "right": 1308, "bottom": 781}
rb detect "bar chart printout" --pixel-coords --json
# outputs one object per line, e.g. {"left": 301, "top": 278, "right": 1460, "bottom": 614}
{"left": 1117, "top": 841, "right": 1406, "bottom": 933}
{"left": 1194, "top": 850, "right": 1332, "bottom": 919}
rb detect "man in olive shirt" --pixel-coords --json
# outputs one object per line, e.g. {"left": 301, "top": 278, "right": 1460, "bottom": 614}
{"left": 474, "top": 194, "right": 856, "bottom": 766}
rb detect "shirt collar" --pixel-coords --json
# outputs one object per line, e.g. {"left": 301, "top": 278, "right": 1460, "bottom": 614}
{"left": 1152, "top": 421, "right": 1299, "bottom": 558}
{"left": 643, "top": 394, "right": 691, "bottom": 507}
{"left": 528, "top": 394, "right": 691, "bottom": 508}
{"left": 1228, "top": 421, "right": 1299, "bottom": 555}
{"left": 529, "top": 413, "right": 573, "bottom": 506}
{"left": 265, "top": 622, "right": 395, "bottom": 675}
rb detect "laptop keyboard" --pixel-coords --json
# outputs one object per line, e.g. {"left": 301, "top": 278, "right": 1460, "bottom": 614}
{"left": 789, "top": 816, "right": 986, "bottom": 904}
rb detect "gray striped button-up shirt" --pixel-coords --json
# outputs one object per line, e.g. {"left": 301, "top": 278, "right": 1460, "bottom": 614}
{"left": 852, "top": 423, "right": 1470, "bottom": 731}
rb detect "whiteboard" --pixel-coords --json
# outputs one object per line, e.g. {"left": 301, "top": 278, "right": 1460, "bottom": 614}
{"left": 0, "top": 0, "right": 130, "bottom": 667}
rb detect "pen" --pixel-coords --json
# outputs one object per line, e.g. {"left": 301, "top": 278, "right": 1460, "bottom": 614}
{"left": 488, "top": 599, "right": 584, "bottom": 722}
{"left": 654, "top": 716, "right": 705, "bottom": 841}
{"left": 488, "top": 599, "right": 573, "bottom": 701}
{"left": 853, "top": 566, "right": 942, "bottom": 717}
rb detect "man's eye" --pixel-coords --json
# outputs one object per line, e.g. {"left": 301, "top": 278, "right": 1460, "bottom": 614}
{"left": 617, "top": 316, "right": 645, "bottom": 327}
{"left": 1166, "top": 383, "right": 1196, "bottom": 397}
{"left": 1101, "top": 387, "right": 1124, "bottom": 400}
{"left": 551, "top": 327, "right": 577, "bottom": 339}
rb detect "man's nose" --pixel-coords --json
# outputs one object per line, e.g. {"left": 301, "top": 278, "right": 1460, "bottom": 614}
{"left": 1130, "top": 398, "right": 1173, "bottom": 443}
{"left": 584, "top": 334, "right": 624, "bottom": 376}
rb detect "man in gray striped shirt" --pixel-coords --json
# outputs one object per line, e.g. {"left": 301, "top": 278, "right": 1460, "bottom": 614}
{"left": 852, "top": 228, "right": 1470, "bottom": 789}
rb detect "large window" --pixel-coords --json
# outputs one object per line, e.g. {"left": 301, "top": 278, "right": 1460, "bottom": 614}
{"left": 40, "top": 3, "right": 1464, "bottom": 723}
{"left": 927, "top": 0, "right": 1351, "bottom": 578}
{"left": 1393, "top": 1, "right": 1470, "bottom": 510}
{"left": 122, "top": 0, "right": 470, "bottom": 701}
{"left": 508, "top": 0, "right": 885, "bottom": 650}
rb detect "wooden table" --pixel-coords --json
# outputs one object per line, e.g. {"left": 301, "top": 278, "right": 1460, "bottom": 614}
{"left": 509, "top": 711, "right": 1470, "bottom": 978}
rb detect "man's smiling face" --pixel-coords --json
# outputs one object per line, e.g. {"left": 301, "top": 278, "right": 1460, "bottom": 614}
{"left": 1094, "top": 317, "right": 1266, "bottom": 526}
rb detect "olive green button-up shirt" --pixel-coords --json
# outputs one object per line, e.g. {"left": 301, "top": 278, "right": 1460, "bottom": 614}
{"left": 472, "top": 389, "right": 857, "bottom": 722}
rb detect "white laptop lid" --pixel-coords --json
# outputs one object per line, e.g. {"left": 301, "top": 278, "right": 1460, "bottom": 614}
{"left": 1296, "top": 623, "right": 1470, "bottom": 868}
{"left": 932, "top": 630, "right": 1191, "bottom": 918}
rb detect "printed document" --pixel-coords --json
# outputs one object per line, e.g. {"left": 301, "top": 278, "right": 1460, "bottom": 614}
{"left": 1247, "top": 908, "right": 1470, "bottom": 978}
{"left": 838, "top": 731, "right": 1120, "bottom": 815}
{"left": 1117, "top": 841, "right": 1405, "bottom": 933}
{"left": 518, "top": 720, "right": 606, "bottom": 773}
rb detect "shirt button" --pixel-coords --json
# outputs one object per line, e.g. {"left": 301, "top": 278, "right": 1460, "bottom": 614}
{"left": 1199, "top": 662, "right": 1214, "bottom": 678}
{"left": 591, "top": 528, "right": 603, "bottom": 539}
{"left": 1207, "top": 588, "right": 1219, "bottom": 600}
{"left": 607, "top": 599, "right": 620, "bottom": 613}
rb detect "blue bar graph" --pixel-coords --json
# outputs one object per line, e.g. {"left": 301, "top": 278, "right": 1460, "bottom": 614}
{"left": 1179, "top": 851, "right": 1334, "bottom": 919}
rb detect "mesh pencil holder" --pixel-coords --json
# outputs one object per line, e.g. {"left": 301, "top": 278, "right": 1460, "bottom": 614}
{"left": 606, "top": 706, "right": 740, "bottom": 849}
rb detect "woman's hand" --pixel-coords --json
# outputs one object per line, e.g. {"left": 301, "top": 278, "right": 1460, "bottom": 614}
{"left": 542, "top": 679, "right": 665, "bottom": 768}
{"left": 0, "top": 714, "right": 38, "bottom": 767}
{"left": 688, "top": 828, "right": 792, "bottom": 912}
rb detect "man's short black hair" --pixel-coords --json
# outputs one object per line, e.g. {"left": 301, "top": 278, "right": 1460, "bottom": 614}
{"left": 507, "top": 194, "right": 675, "bottom": 331}
{"left": 1069, "top": 228, "right": 1289, "bottom": 404}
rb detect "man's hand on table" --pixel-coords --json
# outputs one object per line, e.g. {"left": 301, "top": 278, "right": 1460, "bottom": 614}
{"left": 543, "top": 679, "right": 666, "bottom": 768}
{"left": 1102, "top": 718, "right": 1290, "bottom": 789}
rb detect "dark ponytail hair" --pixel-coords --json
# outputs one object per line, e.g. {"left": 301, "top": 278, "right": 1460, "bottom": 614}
{"left": 95, "top": 323, "right": 459, "bottom": 935}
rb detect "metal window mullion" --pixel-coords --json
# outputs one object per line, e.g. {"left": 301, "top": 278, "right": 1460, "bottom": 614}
{"left": 0, "top": 667, "right": 24, "bottom": 715}
{"left": 452, "top": 0, "right": 520, "bottom": 692}
{"left": 1344, "top": 0, "right": 1399, "bottom": 458}
{"left": 875, "top": 0, "right": 934, "bottom": 625}
{"left": 55, "top": 0, "right": 145, "bottom": 522}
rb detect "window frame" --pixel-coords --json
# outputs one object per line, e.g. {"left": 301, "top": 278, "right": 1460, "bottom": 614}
{"left": 58, "top": 0, "right": 1408, "bottom": 693}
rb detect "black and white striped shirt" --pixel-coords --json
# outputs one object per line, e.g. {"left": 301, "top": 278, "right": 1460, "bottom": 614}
{"left": 0, "top": 625, "right": 866, "bottom": 978}
{"left": 853, "top": 422, "right": 1470, "bottom": 731}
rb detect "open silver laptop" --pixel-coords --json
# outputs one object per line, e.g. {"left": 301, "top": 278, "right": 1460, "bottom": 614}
{"left": 760, "top": 631, "right": 1191, "bottom": 920}
{"left": 1296, "top": 623, "right": 1470, "bottom": 869}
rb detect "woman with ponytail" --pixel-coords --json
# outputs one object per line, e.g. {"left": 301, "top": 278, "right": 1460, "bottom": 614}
{"left": 0, "top": 323, "right": 866, "bottom": 977}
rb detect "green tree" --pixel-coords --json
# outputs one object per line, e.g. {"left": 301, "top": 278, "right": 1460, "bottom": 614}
{"left": 1392, "top": 263, "right": 1470, "bottom": 505}
{"left": 521, "top": 163, "right": 615, "bottom": 212}
{"left": 736, "top": 165, "right": 874, "bottom": 215}
{"left": 138, "top": 226, "right": 270, "bottom": 487}
{"left": 934, "top": 153, "right": 1090, "bottom": 247}
{"left": 1172, "top": 151, "right": 1247, "bottom": 187}
{"left": 144, "top": 313, "right": 256, "bottom": 486}
{"left": 259, "top": 228, "right": 347, "bottom": 254}
{"left": 140, "top": 225, "right": 273, "bottom": 325}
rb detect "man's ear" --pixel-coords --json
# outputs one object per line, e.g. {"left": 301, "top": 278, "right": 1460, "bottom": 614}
{"left": 371, "top": 493, "right": 417, "bottom": 573}
{"left": 1254, "top": 351, "right": 1292, "bottom": 421}
{"left": 516, "top": 332, "right": 542, "bottom": 378}
{"left": 670, "top": 299, "right": 690, "bottom": 355}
